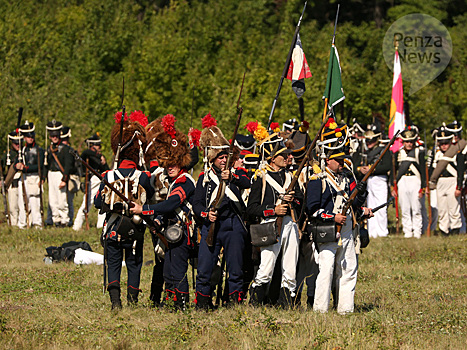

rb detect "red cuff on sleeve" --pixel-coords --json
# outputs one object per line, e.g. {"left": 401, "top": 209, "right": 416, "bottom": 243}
{"left": 263, "top": 209, "right": 275, "bottom": 217}
{"left": 201, "top": 211, "right": 208, "bottom": 218}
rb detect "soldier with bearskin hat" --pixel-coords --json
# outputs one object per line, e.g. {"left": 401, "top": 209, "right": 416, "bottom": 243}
{"left": 354, "top": 123, "right": 391, "bottom": 238}
{"left": 16, "top": 121, "right": 45, "bottom": 228}
{"left": 94, "top": 111, "right": 154, "bottom": 309}
{"left": 247, "top": 130, "right": 303, "bottom": 309}
{"left": 192, "top": 114, "right": 250, "bottom": 309}
{"left": 307, "top": 119, "right": 371, "bottom": 314}
{"left": 429, "top": 125, "right": 463, "bottom": 236}
{"left": 391, "top": 126, "right": 426, "bottom": 238}
{"left": 130, "top": 114, "right": 197, "bottom": 310}
{"left": 45, "top": 120, "right": 74, "bottom": 227}
{"left": 2, "top": 130, "right": 22, "bottom": 227}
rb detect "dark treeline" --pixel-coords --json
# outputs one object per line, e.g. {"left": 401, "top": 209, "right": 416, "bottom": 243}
{"left": 1, "top": 0, "right": 466, "bottom": 157}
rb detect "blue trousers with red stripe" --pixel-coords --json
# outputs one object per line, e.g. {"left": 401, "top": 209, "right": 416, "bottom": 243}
{"left": 196, "top": 215, "right": 246, "bottom": 296}
{"left": 164, "top": 234, "right": 190, "bottom": 294}
{"left": 107, "top": 239, "right": 144, "bottom": 292}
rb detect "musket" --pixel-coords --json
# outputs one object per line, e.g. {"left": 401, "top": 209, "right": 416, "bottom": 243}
{"left": 371, "top": 196, "right": 395, "bottom": 214}
{"left": 275, "top": 116, "right": 330, "bottom": 236}
{"left": 206, "top": 72, "right": 246, "bottom": 247}
{"left": 37, "top": 147, "right": 45, "bottom": 227}
{"left": 70, "top": 149, "right": 168, "bottom": 245}
{"left": 214, "top": 253, "right": 226, "bottom": 308}
{"left": 336, "top": 131, "right": 400, "bottom": 243}
{"left": 392, "top": 151, "right": 400, "bottom": 235}
{"left": 113, "top": 77, "right": 125, "bottom": 169}
{"left": 267, "top": 1, "right": 307, "bottom": 128}
{"left": 16, "top": 107, "right": 30, "bottom": 228}
{"left": 84, "top": 161, "right": 90, "bottom": 230}
{"left": 424, "top": 130, "right": 431, "bottom": 237}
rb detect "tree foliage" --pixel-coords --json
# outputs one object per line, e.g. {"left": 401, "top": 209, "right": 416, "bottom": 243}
{"left": 0, "top": 0, "right": 465, "bottom": 156}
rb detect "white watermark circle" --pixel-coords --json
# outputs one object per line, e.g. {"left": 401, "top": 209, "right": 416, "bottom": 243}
{"left": 383, "top": 14, "right": 452, "bottom": 95}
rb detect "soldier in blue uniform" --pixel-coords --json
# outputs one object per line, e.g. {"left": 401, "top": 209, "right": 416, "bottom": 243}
{"left": 192, "top": 114, "right": 250, "bottom": 309}
{"left": 94, "top": 111, "right": 154, "bottom": 310}
{"left": 131, "top": 115, "right": 197, "bottom": 310}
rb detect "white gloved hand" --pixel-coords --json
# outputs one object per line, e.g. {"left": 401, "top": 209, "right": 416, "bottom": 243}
{"left": 154, "top": 239, "right": 166, "bottom": 261}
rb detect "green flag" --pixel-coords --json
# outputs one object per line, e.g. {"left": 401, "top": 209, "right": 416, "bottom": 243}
{"left": 323, "top": 45, "right": 345, "bottom": 109}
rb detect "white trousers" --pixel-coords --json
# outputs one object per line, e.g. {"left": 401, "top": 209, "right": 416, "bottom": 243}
{"left": 398, "top": 176, "right": 422, "bottom": 238}
{"left": 7, "top": 185, "right": 20, "bottom": 227}
{"left": 73, "top": 175, "right": 105, "bottom": 230}
{"left": 367, "top": 175, "right": 389, "bottom": 238}
{"left": 48, "top": 171, "right": 69, "bottom": 225}
{"left": 18, "top": 174, "right": 42, "bottom": 228}
{"left": 437, "top": 177, "right": 462, "bottom": 233}
{"left": 314, "top": 219, "right": 357, "bottom": 314}
{"left": 252, "top": 216, "right": 299, "bottom": 293}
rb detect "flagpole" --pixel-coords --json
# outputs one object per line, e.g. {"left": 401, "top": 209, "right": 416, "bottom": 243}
{"left": 267, "top": 1, "right": 307, "bottom": 128}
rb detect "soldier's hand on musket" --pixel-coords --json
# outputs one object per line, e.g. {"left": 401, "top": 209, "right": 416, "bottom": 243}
{"left": 59, "top": 181, "right": 66, "bottom": 189}
{"left": 334, "top": 213, "right": 346, "bottom": 224}
{"left": 455, "top": 189, "right": 462, "bottom": 198}
{"left": 15, "top": 163, "right": 24, "bottom": 171}
{"left": 221, "top": 169, "right": 230, "bottom": 181}
{"left": 362, "top": 207, "right": 374, "bottom": 218}
{"left": 391, "top": 188, "right": 397, "bottom": 197}
{"left": 130, "top": 203, "right": 143, "bottom": 214}
{"left": 360, "top": 165, "right": 369, "bottom": 175}
{"left": 282, "top": 191, "right": 294, "bottom": 203}
{"left": 274, "top": 203, "right": 288, "bottom": 216}
{"left": 208, "top": 209, "right": 218, "bottom": 222}
{"left": 418, "top": 189, "right": 424, "bottom": 199}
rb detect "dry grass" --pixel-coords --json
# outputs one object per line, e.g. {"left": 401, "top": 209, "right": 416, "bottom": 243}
{"left": 0, "top": 195, "right": 465, "bottom": 349}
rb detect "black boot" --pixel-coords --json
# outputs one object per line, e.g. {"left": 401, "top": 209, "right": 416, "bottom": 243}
{"left": 108, "top": 287, "right": 122, "bottom": 310}
{"left": 174, "top": 290, "right": 189, "bottom": 311}
{"left": 127, "top": 288, "right": 139, "bottom": 306}
{"left": 451, "top": 228, "right": 460, "bottom": 235}
{"left": 227, "top": 291, "right": 243, "bottom": 306}
{"left": 307, "top": 295, "right": 314, "bottom": 309}
{"left": 249, "top": 284, "right": 267, "bottom": 306}
{"left": 277, "top": 287, "right": 294, "bottom": 309}
{"left": 195, "top": 292, "right": 212, "bottom": 311}
{"left": 440, "top": 230, "right": 449, "bottom": 237}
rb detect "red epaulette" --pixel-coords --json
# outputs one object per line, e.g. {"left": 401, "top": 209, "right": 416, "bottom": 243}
{"left": 236, "top": 167, "right": 248, "bottom": 173}
{"left": 175, "top": 175, "right": 186, "bottom": 184}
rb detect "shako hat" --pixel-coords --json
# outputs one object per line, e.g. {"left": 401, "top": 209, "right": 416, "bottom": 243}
{"left": 61, "top": 126, "right": 71, "bottom": 139}
{"left": 19, "top": 121, "right": 35, "bottom": 138}
{"left": 445, "top": 120, "right": 462, "bottom": 135}
{"left": 289, "top": 121, "right": 311, "bottom": 161}
{"left": 400, "top": 125, "right": 419, "bottom": 142}
{"left": 436, "top": 125, "right": 453, "bottom": 142}
{"left": 234, "top": 133, "right": 256, "bottom": 154}
{"left": 364, "top": 123, "right": 382, "bottom": 143}
{"left": 46, "top": 120, "right": 63, "bottom": 137}
{"left": 86, "top": 133, "right": 102, "bottom": 146}
{"left": 8, "top": 130, "right": 22, "bottom": 144}
{"left": 318, "top": 117, "right": 350, "bottom": 159}
{"left": 145, "top": 114, "right": 192, "bottom": 169}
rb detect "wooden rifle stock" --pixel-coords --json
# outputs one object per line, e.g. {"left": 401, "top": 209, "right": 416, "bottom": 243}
{"left": 336, "top": 131, "right": 400, "bottom": 240}
{"left": 70, "top": 149, "right": 168, "bottom": 246}
{"left": 276, "top": 116, "right": 330, "bottom": 234}
{"left": 84, "top": 162, "right": 90, "bottom": 230}
{"left": 206, "top": 73, "right": 246, "bottom": 247}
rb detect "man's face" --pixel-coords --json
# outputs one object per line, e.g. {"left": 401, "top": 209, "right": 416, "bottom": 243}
{"left": 91, "top": 144, "right": 101, "bottom": 153}
{"left": 367, "top": 139, "right": 378, "bottom": 149}
{"left": 286, "top": 153, "right": 294, "bottom": 166}
{"left": 50, "top": 135, "right": 60, "bottom": 144}
{"left": 213, "top": 154, "right": 228, "bottom": 170}
{"left": 271, "top": 153, "right": 287, "bottom": 169}
{"left": 24, "top": 136, "right": 34, "bottom": 145}
{"left": 327, "top": 157, "right": 344, "bottom": 173}
{"left": 11, "top": 142, "right": 20, "bottom": 151}
{"left": 439, "top": 141, "right": 450, "bottom": 152}
{"left": 403, "top": 140, "right": 414, "bottom": 151}
{"left": 167, "top": 165, "right": 181, "bottom": 179}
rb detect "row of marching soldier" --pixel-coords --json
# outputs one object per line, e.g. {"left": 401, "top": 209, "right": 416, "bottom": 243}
{"left": 1, "top": 120, "right": 108, "bottom": 229}
{"left": 1, "top": 111, "right": 463, "bottom": 313}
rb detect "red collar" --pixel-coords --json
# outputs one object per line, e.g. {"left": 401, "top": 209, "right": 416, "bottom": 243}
{"left": 119, "top": 159, "right": 137, "bottom": 169}
{"left": 150, "top": 160, "right": 159, "bottom": 168}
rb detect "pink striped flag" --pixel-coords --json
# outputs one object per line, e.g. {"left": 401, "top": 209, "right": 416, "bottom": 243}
{"left": 389, "top": 50, "right": 405, "bottom": 152}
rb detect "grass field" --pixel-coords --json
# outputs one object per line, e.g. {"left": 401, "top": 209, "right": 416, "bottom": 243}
{"left": 0, "top": 196, "right": 466, "bottom": 349}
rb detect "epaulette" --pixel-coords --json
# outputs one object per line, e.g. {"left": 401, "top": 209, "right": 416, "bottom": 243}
{"left": 310, "top": 173, "right": 320, "bottom": 180}
{"left": 312, "top": 163, "right": 321, "bottom": 174}
{"left": 253, "top": 168, "right": 265, "bottom": 180}
{"left": 175, "top": 175, "right": 186, "bottom": 184}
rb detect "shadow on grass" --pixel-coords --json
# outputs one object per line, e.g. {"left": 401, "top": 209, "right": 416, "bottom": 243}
{"left": 354, "top": 302, "right": 379, "bottom": 313}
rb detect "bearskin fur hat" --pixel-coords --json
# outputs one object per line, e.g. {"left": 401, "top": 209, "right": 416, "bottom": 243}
{"left": 111, "top": 111, "right": 148, "bottom": 165}
{"left": 199, "top": 113, "right": 230, "bottom": 163}
{"left": 145, "top": 114, "right": 192, "bottom": 169}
